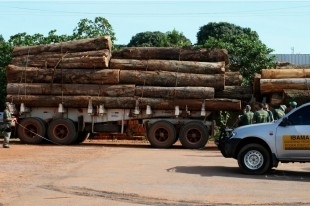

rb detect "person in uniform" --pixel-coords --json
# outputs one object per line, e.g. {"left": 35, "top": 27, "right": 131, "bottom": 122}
{"left": 238, "top": 105, "right": 254, "bottom": 126}
{"left": 3, "top": 102, "right": 15, "bottom": 148}
{"left": 263, "top": 103, "right": 274, "bottom": 122}
{"left": 273, "top": 105, "right": 286, "bottom": 121}
{"left": 253, "top": 103, "right": 270, "bottom": 123}
{"left": 286, "top": 101, "right": 297, "bottom": 113}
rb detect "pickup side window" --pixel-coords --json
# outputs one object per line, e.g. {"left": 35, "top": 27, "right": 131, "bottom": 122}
{"left": 288, "top": 105, "right": 310, "bottom": 125}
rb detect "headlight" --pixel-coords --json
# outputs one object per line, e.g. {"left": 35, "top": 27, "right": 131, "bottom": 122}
{"left": 230, "top": 131, "right": 236, "bottom": 138}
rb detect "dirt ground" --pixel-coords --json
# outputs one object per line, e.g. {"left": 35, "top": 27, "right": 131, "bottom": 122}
{"left": 1, "top": 138, "right": 310, "bottom": 206}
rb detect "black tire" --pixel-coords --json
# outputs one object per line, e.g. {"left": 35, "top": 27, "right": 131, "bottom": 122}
{"left": 48, "top": 118, "right": 77, "bottom": 145}
{"left": 17, "top": 117, "right": 46, "bottom": 144}
{"left": 179, "top": 121, "right": 209, "bottom": 149}
{"left": 147, "top": 120, "right": 176, "bottom": 148}
{"left": 237, "top": 143, "right": 271, "bottom": 175}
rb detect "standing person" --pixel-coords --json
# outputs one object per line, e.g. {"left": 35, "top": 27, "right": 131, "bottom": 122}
{"left": 253, "top": 103, "right": 270, "bottom": 123}
{"left": 273, "top": 105, "right": 286, "bottom": 121}
{"left": 2, "top": 102, "right": 15, "bottom": 148}
{"left": 238, "top": 105, "right": 254, "bottom": 126}
{"left": 263, "top": 103, "right": 274, "bottom": 122}
{"left": 286, "top": 101, "right": 297, "bottom": 113}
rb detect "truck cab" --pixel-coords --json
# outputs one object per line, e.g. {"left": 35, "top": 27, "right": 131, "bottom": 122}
{"left": 217, "top": 102, "right": 310, "bottom": 175}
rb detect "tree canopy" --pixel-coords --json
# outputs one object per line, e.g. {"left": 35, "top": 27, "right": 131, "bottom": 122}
{"left": 8, "top": 17, "right": 116, "bottom": 47}
{"left": 0, "top": 35, "right": 12, "bottom": 109}
{"left": 197, "top": 22, "right": 275, "bottom": 85}
{"left": 127, "top": 29, "right": 191, "bottom": 47}
{"left": 72, "top": 17, "right": 116, "bottom": 41}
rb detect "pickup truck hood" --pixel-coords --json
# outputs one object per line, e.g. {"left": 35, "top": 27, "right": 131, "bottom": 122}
{"left": 232, "top": 122, "right": 278, "bottom": 139}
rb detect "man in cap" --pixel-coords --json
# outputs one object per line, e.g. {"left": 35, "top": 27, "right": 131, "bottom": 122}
{"left": 238, "top": 105, "right": 254, "bottom": 126}
{"left": 273, "top": 105, "right": 286, "bottom": 121}
{"left": 2, "top": 102, "right": 15, "bottom": 148}
{"left": 287, "top": 101, "right": 297, "bottom": 113}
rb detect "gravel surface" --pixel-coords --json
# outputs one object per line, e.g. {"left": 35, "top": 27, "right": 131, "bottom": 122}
{"left": 1, "top": 139, "right": 310, "bottom": 206}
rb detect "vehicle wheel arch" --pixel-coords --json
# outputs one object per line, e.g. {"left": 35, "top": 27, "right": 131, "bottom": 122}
{"left": 234, "top": 137, "right": 272, "bottom": 159}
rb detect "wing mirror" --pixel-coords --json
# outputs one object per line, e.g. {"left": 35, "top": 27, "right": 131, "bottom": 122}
{"left": 279, "top": 117, "right": 289, "bottom": 127}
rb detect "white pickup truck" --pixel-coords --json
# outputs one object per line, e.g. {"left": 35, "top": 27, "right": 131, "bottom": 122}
{"left": 217, "top": 102, "right": 310, "bottom": 175}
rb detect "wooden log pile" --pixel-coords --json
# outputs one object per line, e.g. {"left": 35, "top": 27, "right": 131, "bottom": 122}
{"left": 258, "top": 68, "right": 310, "bottom": 106}
{"left": 6, "top": 37, "right": 245, "bottom": 112}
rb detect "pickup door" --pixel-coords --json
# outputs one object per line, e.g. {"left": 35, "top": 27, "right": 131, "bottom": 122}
{"left": 275, "top": 105, "right": 310, "bottom": 159}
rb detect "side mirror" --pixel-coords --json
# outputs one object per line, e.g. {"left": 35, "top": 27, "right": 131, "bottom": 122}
{"left": 279, "top": 117, "right": 289, "bottom": 127}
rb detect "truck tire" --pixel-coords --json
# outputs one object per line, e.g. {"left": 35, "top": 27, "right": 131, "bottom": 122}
{"left": 17, "top": 117, "right": 46, "bottom": 144}
{"left": 48, "top": 118, "right": 77, "bottom": 145}
{"left": 147, "top": 120, "right": 176, "bottom": 148}
{"left": 237, "top": 143, "right": 271, "bottom": 175}
{"left": 179, "top": 121, "right": 209, "bottom": 149}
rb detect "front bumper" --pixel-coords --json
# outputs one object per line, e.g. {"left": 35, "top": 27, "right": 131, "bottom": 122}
{"left": 215, "top": 129, "right": 240, "bottom": 158}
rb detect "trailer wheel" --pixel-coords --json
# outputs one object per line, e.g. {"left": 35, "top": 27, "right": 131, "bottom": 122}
{"left": 48, "top": 118, "right": 77, "bottom": 145}
{"left": 179, "top": 121, "right": 209, "bottom": 149}
{"left": 237, "top": 143, "right": 271, "bottom": 175}
{"left": 17, "top": 117, "right": 46, "bottom": 144}
{"left": 147, "top": 120, "right": 176, "bottom": 148}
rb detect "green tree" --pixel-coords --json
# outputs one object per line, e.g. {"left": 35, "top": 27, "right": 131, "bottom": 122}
{"left": 72, "top": 17, "right": 116, "bottom": 42}
{"left": 9, "top": 30, "right": 72, "bottom": 47}
{"left": 197, "top": 22, "right": 258, "bottom": 45}
{"left": 166, "top": 29, "right": 191, "bottom": 47}
{"left": 0, "top": 35, "right": 13, "bottom": 109}
{"left": 128, "top": 30, "right": 192, "bottom": 47}
{"left": 197, "top": 22, "right": 275, "bottom": 85}
{"left": 128, "top": 31, "right": 168, "bottom": 47}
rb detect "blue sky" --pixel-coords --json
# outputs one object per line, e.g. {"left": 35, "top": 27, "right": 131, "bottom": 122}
{"left": 1, "top": 0, "right": 309, "bottom": 54}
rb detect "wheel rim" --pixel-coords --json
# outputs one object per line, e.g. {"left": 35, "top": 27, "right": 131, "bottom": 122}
{"left": 53, "top": 124, "right": 69, "bottom": 139}
{"left": 185, "top": 128, "right": 201, "bottom": 143}
{"left": 154, "top": 128, "right": 169, "bottom": 142}
{"left": 25, "top": 124, "right": 38, "bottom": 138}
{"left": 244, "top": 150, "right": 264, "bottom": 170}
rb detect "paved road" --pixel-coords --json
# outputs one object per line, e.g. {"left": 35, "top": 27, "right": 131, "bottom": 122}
{"left": 1, "top": 140, "right": 310, "bottom": 205}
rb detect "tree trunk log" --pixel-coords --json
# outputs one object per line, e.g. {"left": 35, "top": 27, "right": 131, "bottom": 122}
{"left": 270, "top": 93, "right": 284, "bottom": 106}
{"left": 6, "top": 65, "right": 120, "bottom": 84}
{"left": 282, "top": 89, "right": 310, "bottom": 105}
{"left": 262, "top": 68, "right": 310, "bottom": 79}
{"left": 7, "top": 83, "right": 135, "bottom": 97}
{"left": 110, "top": 59, "right": 225, "bottom": 74}
{"left": 7, "top": 95, "right": 241, "bottom": 111}
{"left": 225, "top": 72, "right": 242, "bottom": 86}
{"left": 112, "top": 47, "right": 229, "bottom": 65}
{"left": 253, "top": 73, "right": 261, "bottom": 97}
{"left": 13, "top": 36, "right": 112, "bottom": 56}
{"left": 135, "top": 86, "right": 214, "bottom": 99}
{"left": 119, "top": 70, "right": 225, "bottom": 90}
{"left": 260, "top": 78, "right": 310, "bottom": 94}
{"left": 215, "top": 86, "right": 252, "bottom": 101}
{"left": 12, "top": 50, "right": 111, "bottom": 68}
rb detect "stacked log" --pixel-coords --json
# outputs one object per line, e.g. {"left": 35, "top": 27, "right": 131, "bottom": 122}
{"left": 7, "top": 37, "right": 242, "bottom": 112}
{"left": 12, "top": 36, "right": 112, "bottom": 69}
{"left": 111, "top": 47, "right": 242, "bottom": 111}
{"left": 111, "top": 47, "right": 230, "bottom": 65}
{"left": 260, "top": 68, "right": 310, "bottom": 106}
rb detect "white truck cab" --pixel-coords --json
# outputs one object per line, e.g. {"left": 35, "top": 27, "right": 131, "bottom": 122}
{"left": 217, "top": 102, "right": 310, "bottom": 175}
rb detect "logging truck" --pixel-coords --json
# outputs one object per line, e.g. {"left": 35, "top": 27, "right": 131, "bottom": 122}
{"left": 7, "top": 100, "right": 216, "bottom": 149}
{"left": 6, "top": 36, "right": 243, "bottom": 149}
